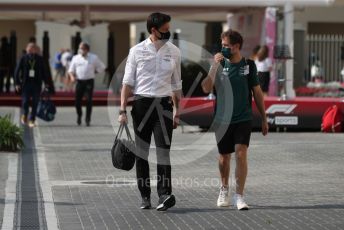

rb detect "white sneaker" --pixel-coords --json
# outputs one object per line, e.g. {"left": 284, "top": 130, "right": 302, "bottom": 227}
{"left": 217, "top": 186, "right": 230, "bottom": 207}
{"left": 233, "top": 194, "right": 249, "bottom": 210}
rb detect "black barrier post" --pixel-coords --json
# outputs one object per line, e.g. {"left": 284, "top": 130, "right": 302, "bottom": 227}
{"left": 73, "top": 32, "right": 82, "bottom": 55}
{"left": 139, "top": 32, "right": 146, "bottom": 43}
{"left": 107, "top": 32, "right": 115, "bottom": 87}
{"left": 1, "top": 36, "right": 10, "bottom": 93}
{"left": 9, "top": 31, "right": 17, "bottom": 77}
{"left": 71, "top": 36, "right": 75, "bottom": 55}
{"left": 42, "top": 31, "right": 50, "bottom": 61}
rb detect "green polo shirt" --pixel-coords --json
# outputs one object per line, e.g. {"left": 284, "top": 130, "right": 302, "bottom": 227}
{"left": 214, "top": 58, "right": 260, "bottom": 124}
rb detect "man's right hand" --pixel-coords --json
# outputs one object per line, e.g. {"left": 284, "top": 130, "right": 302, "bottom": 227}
{"left": 118, "top": 114, "right": 128, "bottom": 124}
{"left": 69, "top": 74, "right": 75, "bottom": 83}
{"left": 214, "top": 52, "right": 224, "bottom": 65}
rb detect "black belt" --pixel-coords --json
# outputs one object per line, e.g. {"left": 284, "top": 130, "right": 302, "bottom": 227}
{"left": 134, "top": 95, "right": 171, "bottom": 102}
{"left": 77, "top": 78, "right": 94, "bottom": 82}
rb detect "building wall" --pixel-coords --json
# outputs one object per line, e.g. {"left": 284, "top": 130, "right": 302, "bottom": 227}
{"left": 308, "top": 22, "right": 344, "bottom": 35}
{"left": 108, "top": 21, "right": 130, "bottom": 69}
{"left": 294, "top": 5, "right": 344, "bottom": 33}
{"left": 0, "top": 20, "right": 35, "bottom": 60}
{"left": 36, "top": 21, "right": 109, "bottom": 67}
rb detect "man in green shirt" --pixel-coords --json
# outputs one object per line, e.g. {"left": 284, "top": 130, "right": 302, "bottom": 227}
{"left": 202, "top": 29, "right": 268, "bottom": 210}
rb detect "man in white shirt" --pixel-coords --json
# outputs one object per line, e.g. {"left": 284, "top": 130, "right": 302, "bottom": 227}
{"left": 69, "top": 42, "right": 105, "bottom": 126}
{"left": 118, "top": 12, "right": 182, "bottom": 211}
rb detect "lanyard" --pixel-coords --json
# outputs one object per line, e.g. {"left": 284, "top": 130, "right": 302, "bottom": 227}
{"left": 28, "top": 58, "right": 36, "bottom": 70}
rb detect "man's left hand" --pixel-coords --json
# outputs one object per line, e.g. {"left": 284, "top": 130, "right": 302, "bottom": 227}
{"left": 173, "top": 115, "right": 180, "bottom": 129}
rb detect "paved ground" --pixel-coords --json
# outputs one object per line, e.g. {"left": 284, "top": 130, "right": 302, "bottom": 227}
{"left": 0, "top": 108, "right": 17, "bottom": 229}
{"left": 1, "top": 106, "right": 344, "bottom": 229}
{"left": 0, "top": 151, "right": 8, "bottom": 228}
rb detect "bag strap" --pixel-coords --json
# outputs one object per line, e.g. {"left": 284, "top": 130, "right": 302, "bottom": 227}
{"left": 40, "top": 88, "right": 51, "bottom": 100}
{"left": 115, "top": 124, "right": 125, "bottom": 140}
{"left": 244, "top": 57, "right": 254, "bottom": 105}
{"left": 123, "top": 123, "right": 133, "bottom": 141}
{"left": 115, "top": 123, "right": 133, "bottom": 141}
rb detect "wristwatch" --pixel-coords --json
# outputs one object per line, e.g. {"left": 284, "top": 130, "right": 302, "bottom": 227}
{"left": 119, "top": 110, "right": 127, "bottom": 115}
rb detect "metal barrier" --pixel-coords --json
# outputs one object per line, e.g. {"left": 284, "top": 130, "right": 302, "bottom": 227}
{"left": 306, "top": 34, "right": 344, "bottom": 82}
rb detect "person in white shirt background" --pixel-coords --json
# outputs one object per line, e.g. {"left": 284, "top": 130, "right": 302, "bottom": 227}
{"left": 118, "top": 12, "right": 182, "bottom": 211}
{"left": 61, "top": 48, "right": 73, "bottom": 91}
{"left": 249, "top": 45, "right": 260, "bottom": 61}
{"left": 255, "top": 45, "right": 272, "bottom": 96}
{"left": 68, "top": 42, "right": 105, "bottom": 126}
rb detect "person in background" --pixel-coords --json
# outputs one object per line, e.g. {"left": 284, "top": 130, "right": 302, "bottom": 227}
{"left": 311, "top": 59, "right": 324, "bottom": 83}
{"left": 0, "top": 37, "right": 11, "bottom": 94}
{"left": 0, "top": 38, "right": 6, "bottom": 94}
{"left": 61, "top": 49, "right": 73, "bottom": 91}
{"left": 53, "top": 48, "right": 65, "bottom": 87}
{"left": 14, "top": 43, "right": 52, "bottom": 128}
{"left": 68, "top": 42, "right": 105, "bottom": 126}
{"left": 255, "top": 45, "right": 272, "bottom": 96}
{"left": 249, "top": 45, "right": 260, "bottom": 61}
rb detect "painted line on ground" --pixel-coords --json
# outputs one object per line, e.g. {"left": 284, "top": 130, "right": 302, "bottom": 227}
{"left": 34, "top": 124, "right": 59, "bottom": 230}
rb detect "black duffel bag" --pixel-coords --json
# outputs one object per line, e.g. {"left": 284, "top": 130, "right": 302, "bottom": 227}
{"left": 111, "top": 123, "right": 136, "bottom": 171}
{"left": 37, "top": 90, "right": 56, "bottom": 122}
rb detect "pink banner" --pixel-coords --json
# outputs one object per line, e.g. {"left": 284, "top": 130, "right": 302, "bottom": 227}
{"left": 264, "top": 7, "right": 277, "bottom": 96}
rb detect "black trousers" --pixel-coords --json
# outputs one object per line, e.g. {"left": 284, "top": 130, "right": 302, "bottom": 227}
{"left": 258, "top": 71, "right": 270, "bottom": 93}
{"left": 75, "top": 79, "right": 94, "bottom": 122}
{"left": 131, "top": 95, "right": 174, "bottom": 198}
{"left": 22, "top": 82, "right": 41, "bottom": 121}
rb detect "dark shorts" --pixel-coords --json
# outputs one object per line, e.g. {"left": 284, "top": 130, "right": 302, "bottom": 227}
{"left": 215, "top": 120, "right": 252, "bottom": 154}
{"left": 258, "top": 71, "right": 270, "bottom": 93}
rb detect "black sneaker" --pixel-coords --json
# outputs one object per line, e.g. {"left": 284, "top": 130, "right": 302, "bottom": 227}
{"left": 156, "top": 195, "right": 175, "bottom": 211}
{"left": 140, "top": 197, "right": 151, "bottom": 209}
{"left": 77, "top": 116, "right": 81, "bottom": 126}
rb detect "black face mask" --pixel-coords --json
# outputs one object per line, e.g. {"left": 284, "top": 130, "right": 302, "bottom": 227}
{"left": 157, "top": 30, "right": 171, "bottom": 41}
{"left": 221, "top": 47, "right": 233, "bottom": 59}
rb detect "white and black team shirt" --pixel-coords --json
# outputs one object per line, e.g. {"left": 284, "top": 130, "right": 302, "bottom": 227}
{"left": 122, "top": 38, "right": 182, "bottom": 97}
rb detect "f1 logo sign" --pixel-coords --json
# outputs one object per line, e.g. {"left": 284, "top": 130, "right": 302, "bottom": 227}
{"left": 266, "top": 104, "right": 297, "bottom": 114}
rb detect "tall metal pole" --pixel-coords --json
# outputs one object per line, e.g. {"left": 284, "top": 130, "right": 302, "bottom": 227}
{"left": 284, "top": 2, "right": 295, "bottom": 98}
{"left": 9, "top": 31, "right": 17, "bottom": 78}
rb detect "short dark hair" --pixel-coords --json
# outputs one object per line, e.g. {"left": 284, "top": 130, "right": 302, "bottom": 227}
{"left": 80, "top": 42, "right": 90, "bottom": 51}
{"left": 221, "top": 29, "right": 243, "bottom": 50}
{"left": 257, "top": 45, "right": 269, "bottom": 61}
{"left": 146, "top": 12, "right": 171, "bottom": 34}
{"left": 252, "top": 45, "right": 261, "bottom": 55}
